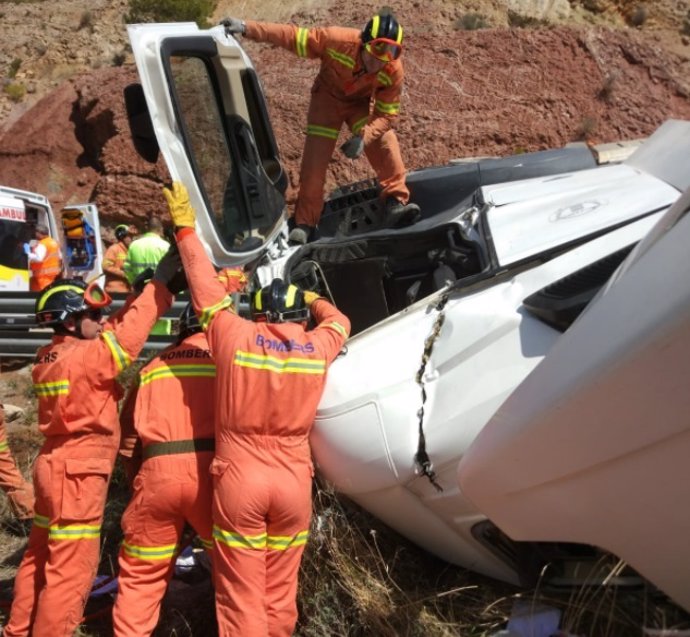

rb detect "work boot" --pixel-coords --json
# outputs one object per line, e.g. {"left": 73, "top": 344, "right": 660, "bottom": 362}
{"left": 288, "top": 224, "right": 314, "bottom": 245}
{"left": 385, "top": 198, "right": 421, "bottom": 228}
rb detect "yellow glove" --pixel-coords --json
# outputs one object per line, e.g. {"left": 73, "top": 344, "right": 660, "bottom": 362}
{"left": 303, "top": 290, "right": 321, "bottom": 307}
{"left": 163, "top": 181, "right": 196, "bottom": 228}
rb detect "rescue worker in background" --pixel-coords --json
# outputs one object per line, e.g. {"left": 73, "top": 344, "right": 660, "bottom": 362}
{"left": 123, "top": 216, "right": 170, "bottom": 285}
{"left": 222, "top": 12, "right": 421, "bottom": 245}
{"left": 164, "top": 181, "right": 351, "bottom": 636}
{"left": 124, "top": 217, "right": 173, "bottom": 336}
{"left": 25, "top": 223, "right": 62, "bottom": 291}
{"left": 0, "top": 403, "right": 35, "bottom": 529}
{"left": 2, "top": 252, "right": 181, "bottom": 637}
{"left": 103, "top": 224, "right": 135, "bottom": 294}
{"left": 113, "top": 267, "right": 247, "bottom": 637}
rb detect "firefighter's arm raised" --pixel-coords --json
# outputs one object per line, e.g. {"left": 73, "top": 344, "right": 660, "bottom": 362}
{"left": 163, "top": 183, "right": 233, "bottom": 336}
{"left": 243, "top": 20, "right": 329, "bottom": 58}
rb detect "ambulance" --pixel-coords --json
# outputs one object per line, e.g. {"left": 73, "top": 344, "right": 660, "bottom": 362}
{"left": 0, "top": 186, "right": 104, "bottom": 292}
{"left": 0, "top": 186, "right": 59, "bottom": 291}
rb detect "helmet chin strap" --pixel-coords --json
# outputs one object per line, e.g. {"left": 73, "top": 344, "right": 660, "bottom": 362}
{"left": 65, "top": 315, "right": 86, "bottom": 339}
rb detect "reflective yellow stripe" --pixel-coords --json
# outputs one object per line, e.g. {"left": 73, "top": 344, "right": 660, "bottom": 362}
{"left": 36, "top": 284, "right": 84, "bottom": 312}
{"left": 140, "top": 364, "right": 216, "bottom": 385}
{"left": 396, "top": 25, "right": 403, "bottom": 44}
{"left": 101, "top": 330, "right": 131, "bottom": 372}
{"left": 267, "top": 530, "right": 309, "bottom": 551}
{"left": 34, "top": 379, "right": 70, "bottom": 397}
{"left": 218, "top": 270, "right": 246, "bottom": 285}
{"left": 34, "top": 513, "right": 49, "bottom": 528}
{"left": 233, "top": 351, "right": 326, "bottom": 375}
{"left": 374, "top": 99, "right": 400, "bottom": 115}
{"left": 200, "top": 537, "right": 214, "bottom": 550}
{"left": 377, "top": 71, "right": 393, "bottom": 87}
{"left": 285, "top": 285, "right": 297, "bottom": 308}
{"left": 295, "top": 27, "right": 309, "bottom": 57}
{"left": 49, "top": 523, "right": 100, "bottom": 541}
{"left": 213, "top": 525, "right": 267, "bottom": 550}
{"left": 0, "top": 439, "right": 9, "bottom": 453}
{"left": 351, "top": 116, "right": 368, "bottom": 135}
{"left": 306, "top": 124, "right": 339, "bottom": 139}
{"left": 326, "top": 48, "right": 355, "bottom": 69}
{"left": 200, "top": 297, "right": 234, "bottom": 331}
{"left": 371, "top": 15, "right": 380, "bottom": 38}
{"left": 122, "top": 540, "right": 178, "bottom": 561}
{"left": 322, "top": 320, "right": 349, "bottom": 339}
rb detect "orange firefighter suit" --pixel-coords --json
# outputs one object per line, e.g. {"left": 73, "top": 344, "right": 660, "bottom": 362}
{"left": 103, "top": 241, "right": 131, "bottom": 294}
{"left": 0, "top": 404, "right": 35, "bottom": 520}
{"left": 175, "top": 227, "right": 350, "bottom": 636}
{"left": 29, "top": 236, "right": 62, "bottom": 292}
{"left": 112, "top": 330, "right": 217, "bottom": 637}
{"left": 3, "top": 282, "right": 172, "bottom": 637}
{"left": 244, "top": 20, "right": 409, "bottom": 228}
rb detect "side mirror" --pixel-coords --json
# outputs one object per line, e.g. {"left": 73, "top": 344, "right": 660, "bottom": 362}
{"left": 124, "top": 83, "right": 160, "bottom": 164}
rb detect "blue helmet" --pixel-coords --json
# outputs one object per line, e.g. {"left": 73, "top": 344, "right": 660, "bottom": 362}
{"left": 250, "top": 278, "right": 308, "bottom": 323}
{"left": 361, "top": 13, "right": 403, "bottom": 45}
{"left": 35, "top": 278, "right": 88, "bottom": 327}
{"left": 178, "top": 302, "right": 202, "bottom": 340}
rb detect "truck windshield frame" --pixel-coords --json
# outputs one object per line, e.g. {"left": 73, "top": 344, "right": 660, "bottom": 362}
{"left": 160, "top": 37, "right": 285, "bottom": 253}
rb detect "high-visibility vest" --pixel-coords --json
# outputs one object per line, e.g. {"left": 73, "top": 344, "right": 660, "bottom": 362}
{"left": 123, "top": 233, "right": 170, "bottom": 284}
{"left": 30, "top": 237, "right": 62, "bottom": 291}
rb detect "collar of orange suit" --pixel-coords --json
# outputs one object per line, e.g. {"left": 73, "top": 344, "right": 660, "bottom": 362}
{"left": 344, "top": 48, "right": 392, "bottom": 91}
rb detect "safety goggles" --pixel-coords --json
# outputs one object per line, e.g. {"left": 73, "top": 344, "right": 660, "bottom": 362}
{"left": 78, "top": 308, "right": 107, "bottom": 322}
{"left": 364, "top": 38, "right": 402, "bottom": 63}
{"left": 84, "top": 281, "right": 112, "bottom": 309}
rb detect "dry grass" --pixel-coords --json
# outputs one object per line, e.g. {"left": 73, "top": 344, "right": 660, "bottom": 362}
{"left": 2, "top": 469, "right": 690, "bottom": 635}
{"left": 1, "top": 367, "right": 690, "bottom": 635}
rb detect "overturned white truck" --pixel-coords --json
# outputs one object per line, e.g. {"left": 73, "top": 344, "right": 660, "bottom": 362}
{"left": 127, "top": 21, "right": 690, "bottom": 605}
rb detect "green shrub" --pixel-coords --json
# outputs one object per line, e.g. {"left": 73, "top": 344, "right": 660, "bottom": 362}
{"left": 78, "top": 10, "right": 94, "bottom": 31}
{"left": 8, "top": 58, "right": 22, "bottom": 79}
{"left": 627, "top": 4, "right": 648, "bottom": 27}
{"left": 508, "top": 10, "right": 547, "bottom": 28}
{"left": 112, "top": 51, "right": 127, "bottom": 67}
{"left": 582, "top": 0, "right": 604, "bottom": 13}
{"left": 454, "top": 12, "right": 488, "bottom": 30}
{"left": 126, "top": 0, "right": 217, "bottom": 28}
{"left": 579, "top": 115, "right": 599, "bottom": 139}
{"left": 598, "top": 71, "right": 620, "bottom": 101}
{"left": 682, "top": 10, "right": 690, "bottom": 36}
{"left": 4, "top": 82, "right": 26, "bottom": 102}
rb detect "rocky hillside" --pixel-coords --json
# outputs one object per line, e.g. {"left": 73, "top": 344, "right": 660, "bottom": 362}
{"left": 1, "top": 0, "right": 689, "bottom": 230}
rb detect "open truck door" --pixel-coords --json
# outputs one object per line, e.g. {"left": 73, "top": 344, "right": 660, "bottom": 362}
{"left": 61, "top": 204, "right": 105, "bottom": 284}
{"left": 127, "top": 22, "right": 288, "bottom": 266}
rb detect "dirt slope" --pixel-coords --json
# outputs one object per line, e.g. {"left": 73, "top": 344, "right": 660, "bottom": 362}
{"left": 0, "top": 0, "right": 689, "bottom": 225}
